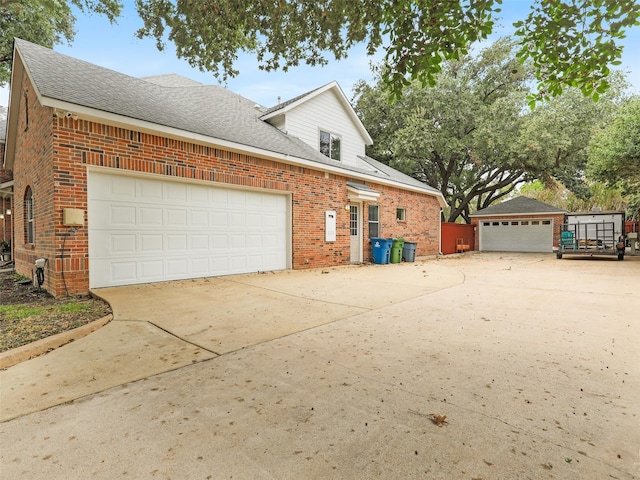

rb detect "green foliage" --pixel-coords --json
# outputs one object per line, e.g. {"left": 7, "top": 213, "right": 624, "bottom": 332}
{"left": 0, "top": 0, "right": 121, "bottom": 85}
{"left": 2, "top": 1, "right": 637, "bottom": 102}
{"left": 354, "top": 39, "right": 619, "bottom": 223}
{"left": 519, "top": 179, "right": 627, "bottom": 212}
{"left": 587, "top": 96, "right": 640, "bottom": 215}
{"left": 131, "top": 0, "right": 638, "bottom": 102}
{"left": 514, "top": 0, "right": 640, "bottom": 106}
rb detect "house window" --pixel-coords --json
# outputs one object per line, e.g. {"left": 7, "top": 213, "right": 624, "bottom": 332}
{"left": 368, "top": 205, "right": 379, "bottom": 238}
{"left": 320, "top": 130, "right": 341, "bottom": 161}
{"left": 396, "top": 208, "right": 406, "bottom": 222}
{"left": 25, "top": 187, "right": 34, "bottom": 244}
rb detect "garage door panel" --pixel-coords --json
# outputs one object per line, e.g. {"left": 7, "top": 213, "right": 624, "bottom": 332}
{"left": 212, "top": 257, "right": 229, "bottom": 271}
{"left": 111, "top": 176, "right": 137, "bottom": 198}
{"left": 189, "top": 185, "right": 209, "bottom": 204}
{"left": 166, "top": 234, "right": 188, "bottom": 251}
{"left": 230, "top": 213, "right": 246, "bottom": 226}
{"left": 111, "top": 205, "right": 137, "bottom": 226}
{"left": 480, "top": 220, "right": 552, "bottom": 253}
{"left": 139, "top": 207, "right": 163, "bottom": 226}
{"left": 228, "top": 190, "right": 246, "bottom": 206}
{"left": 166, "top": 209, "right": 188, "bottom": 226}
{"left": 189, "top": 257, "right": 211, "bottom": 274}
{"left": 212, "top": 235, "right": 228, "bottom": 248}
{"left": 166, "top": 258, "right": 189, "bottom": 276}
{"left": 89, "top": 171, "right": 289, "bottom": 288}
{"left": 110, "top": 261, "right": 138, "bottom": 283}
{"left": 190, "top": 210, "right": 209, "bottom": 227}
{"left": 212, "top": 212, "right": 228, "bottom": 226}
{"left": 166, "top": 183, "right": 188, "bottom": 202}
{"left": 139, "top": 261, "right": 164, "bottom": 281}
{"left": 138, "top": 179, "right": 162, "bottom": 200}
{"left": 140, "top": 234, "right": 163, "bottom": 252}
{"left": 111, "top": 234, "right": 137, "bottom": 254}
{"left": 190, "top": 235, "right": 209, "bottom": 250}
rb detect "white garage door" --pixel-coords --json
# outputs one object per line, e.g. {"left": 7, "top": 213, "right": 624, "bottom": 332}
{"left": 479, "top": 219, "right": 553, "bottom": 253}
{"left": 88, "top": 170, "right": 289, "bottom": 288}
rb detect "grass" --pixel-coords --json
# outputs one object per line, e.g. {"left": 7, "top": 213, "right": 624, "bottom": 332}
{"left": 0, "top": 303, "right": 91, "bottom": 321}
{"left": 0, "top": 271, "right": 112, "bottom": 353}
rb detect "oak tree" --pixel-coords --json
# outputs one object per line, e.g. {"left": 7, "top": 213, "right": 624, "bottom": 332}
{"left": 353, "top": 39, "right": 622, "bottom": 222}
{"left": 0, "top": 0, "right": 121, "bottom": 85}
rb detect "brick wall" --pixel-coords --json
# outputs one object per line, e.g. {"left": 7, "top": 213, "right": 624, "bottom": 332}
{"left": 363, "top": 186, "right": 441, "bottom": 260}
{"left": 0, "top": 140, "right": 12, "bottom": 248}
{"left": 471, "top": 213, "right": 566, "bottom": 249}
{"left": 11, "top": 75, "right": 56, "bottom": 292}
{"left": 11, "top": 73, "right": 441, "bottom": 296}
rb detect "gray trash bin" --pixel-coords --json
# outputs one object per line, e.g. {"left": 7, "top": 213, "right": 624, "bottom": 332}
{"left": 402, "top": 242, "right": 417, "bottom": 262}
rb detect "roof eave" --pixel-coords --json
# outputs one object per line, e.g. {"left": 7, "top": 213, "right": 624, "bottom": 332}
{"left": 40, "top": 98, "right": 444, "bottom": 204}
{"left": 471, "top": 211, "right": 566, "bottom": 217}
{"left": 3, "top": 42, "right": 27, "bottom": 171}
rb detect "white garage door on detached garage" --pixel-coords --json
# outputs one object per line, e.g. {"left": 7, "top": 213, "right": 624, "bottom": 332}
{"left": 88, "top": 170, "right": 290, "bottom": 288}
{"left": 479, "top": 219, "right": 553, "bottom": 252}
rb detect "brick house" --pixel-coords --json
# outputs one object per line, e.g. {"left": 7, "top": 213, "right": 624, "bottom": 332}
{"left": 470, "top": 196, "right": 566, "bottom": 253}
{"left": 0, "top": 113, "right": 12, "bottom": 255}
{"left": 2, "top": 39, "right": 445, "bottom": 296}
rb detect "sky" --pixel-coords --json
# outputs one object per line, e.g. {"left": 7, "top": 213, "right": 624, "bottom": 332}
{"left": 1, "top": 1, "right": 639, "bottom": 109}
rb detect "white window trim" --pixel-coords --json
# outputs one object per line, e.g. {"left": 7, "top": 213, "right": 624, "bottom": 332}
{"left": 319, "top": 129, "right": 341, "bottom": 161}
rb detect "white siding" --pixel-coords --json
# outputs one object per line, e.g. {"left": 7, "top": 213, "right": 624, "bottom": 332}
{"left": 284, "top": 90, "right": 367, "bottom": 168}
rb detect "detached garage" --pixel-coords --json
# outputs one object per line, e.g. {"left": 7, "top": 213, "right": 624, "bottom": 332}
{"left": 471, "top": 196, "right": 566, "bottom": 253}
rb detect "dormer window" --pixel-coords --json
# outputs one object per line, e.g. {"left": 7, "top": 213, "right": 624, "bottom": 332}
{"left": 320, "top": 130, "right": 341, "bottom": 161}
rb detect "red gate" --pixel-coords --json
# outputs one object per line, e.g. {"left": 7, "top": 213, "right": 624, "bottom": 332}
{"left": 441, "top": 223, "right": 475, "bottom": 255}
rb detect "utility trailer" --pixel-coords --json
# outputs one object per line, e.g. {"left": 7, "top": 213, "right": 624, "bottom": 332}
{"left": 554, "top": 211, "right": 626, "bottom": 260}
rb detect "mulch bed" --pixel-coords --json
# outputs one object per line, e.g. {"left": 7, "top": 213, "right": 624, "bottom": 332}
{"left": 0, "top": 269, "right": 112, "bottom": 353}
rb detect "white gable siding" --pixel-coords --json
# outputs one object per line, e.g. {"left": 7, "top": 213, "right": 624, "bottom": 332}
{"left": 283, "top": 90, "right": 367, "bottom": 168}
{"left": 267, "top": 114, "right": 286, "bottom": 132}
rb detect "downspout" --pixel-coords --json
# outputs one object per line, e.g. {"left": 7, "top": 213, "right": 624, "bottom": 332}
{"left": 439, "top": 208, "right": 443, "bottom": 255}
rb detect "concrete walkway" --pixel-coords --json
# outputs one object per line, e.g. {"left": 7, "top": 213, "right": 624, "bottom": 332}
{"left": 1, "top": 260, "right": 463, "bottom": 421}
{"left": 1, "top": 253, "right": 638, "bottom": 479}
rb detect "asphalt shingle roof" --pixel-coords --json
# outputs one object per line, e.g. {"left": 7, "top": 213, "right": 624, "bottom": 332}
{"left": 471, "top": 196, "right": 566, "bottom": 216}
{"left": 14, "top": 38, "right": 442, "bottom": 197}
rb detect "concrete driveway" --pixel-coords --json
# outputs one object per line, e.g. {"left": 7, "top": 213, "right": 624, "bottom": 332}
{"left": 1, "top": 253, "right": 638, "bottom": 479}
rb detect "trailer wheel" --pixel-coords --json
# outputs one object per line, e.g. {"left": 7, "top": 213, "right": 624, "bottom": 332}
{"left": 556, "top": 252, "right": 563, "bottom": 259}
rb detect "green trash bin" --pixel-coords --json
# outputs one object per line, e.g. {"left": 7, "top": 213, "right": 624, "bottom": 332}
{"left": 390, "top": 237, "right": 405, "bottom": 264}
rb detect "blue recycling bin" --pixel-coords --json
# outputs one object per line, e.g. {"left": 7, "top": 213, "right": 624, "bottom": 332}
{"left": 371, "top": 238, "right": 392, "bottom": 264}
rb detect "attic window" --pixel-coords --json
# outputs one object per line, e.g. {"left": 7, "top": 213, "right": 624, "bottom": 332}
{"left": 320, "top": 130, "right": 341, "bottom": 161}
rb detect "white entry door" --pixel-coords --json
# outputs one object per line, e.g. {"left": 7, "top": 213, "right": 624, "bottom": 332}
{"left": 349, "top": 203, "right": 362, "bottom": 263}
{"left": 88, "top": 170, "right": 290, "bottom": 288}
